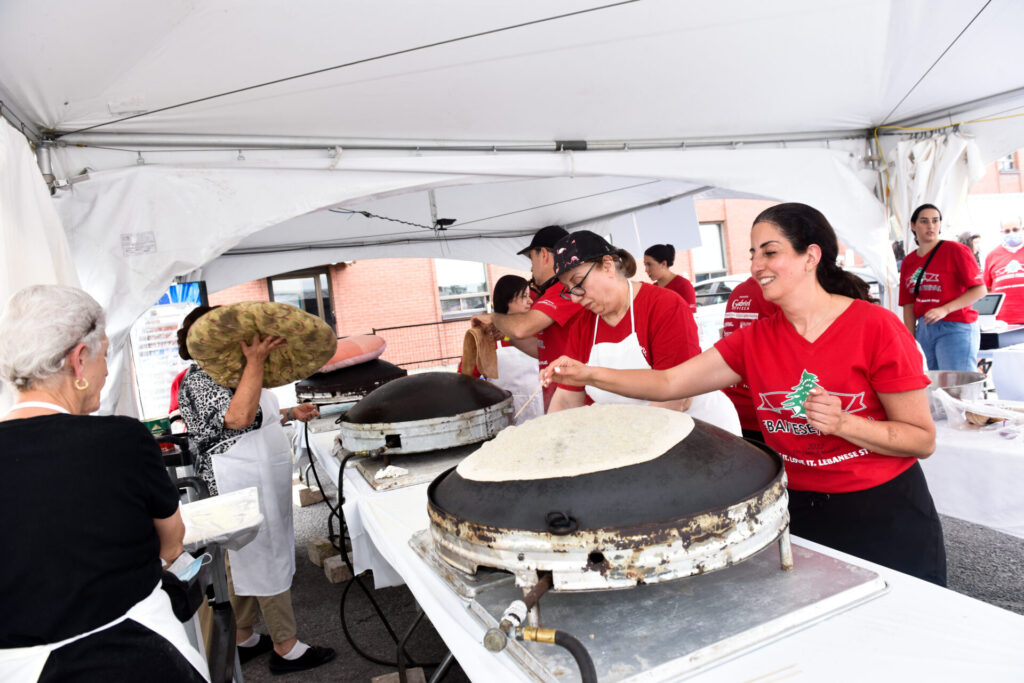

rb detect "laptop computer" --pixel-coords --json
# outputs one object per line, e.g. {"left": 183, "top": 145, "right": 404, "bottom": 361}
{"left": 973, "top": 292, "right": 1006, "bottom": 331}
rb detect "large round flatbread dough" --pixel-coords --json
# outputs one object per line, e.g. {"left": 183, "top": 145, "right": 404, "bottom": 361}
{"left": 456, "top": 404, "right": 694, "bottom": 482}
{"left": 187, "top": 302, "right": 336, "bottom": 389}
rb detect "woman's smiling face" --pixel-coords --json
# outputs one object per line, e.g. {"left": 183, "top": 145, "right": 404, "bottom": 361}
{"left": 749, "top": 221, "right": 816, "bottom": 302}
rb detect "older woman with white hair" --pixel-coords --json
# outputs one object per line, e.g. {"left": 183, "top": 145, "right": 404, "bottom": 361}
{"left": 0, "top": 285, "right": 207, "bottom": 683}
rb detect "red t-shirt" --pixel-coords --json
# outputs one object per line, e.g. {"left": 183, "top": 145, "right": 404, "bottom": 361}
{"left": 557, "top": 283, "right": 700, "bottom": 400}
{"left": 714, "top": 299, "right": 929, "bottom": 493}
{"left": 720, "top": 277, "right": 781, "bottom": 431}
{"left": 983, "top": 245, "right": 1024, "bottom": 324}
{"left": 531, "top": 282, "right": 582, "bottom": 410}
{"left": 663, "top": 275, "right": 697, "bottom": 313}
{"left": 898, "top": 241, "right": 982, "bottom": 323}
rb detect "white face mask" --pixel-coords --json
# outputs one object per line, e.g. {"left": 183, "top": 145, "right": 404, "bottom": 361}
{"left": 1003, "top": 232, "right": 1023, "bottom": 248}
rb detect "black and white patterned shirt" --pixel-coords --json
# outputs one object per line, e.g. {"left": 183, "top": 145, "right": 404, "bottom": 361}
{"left": 177, "top": 365, "right": 263, "bottom": 495}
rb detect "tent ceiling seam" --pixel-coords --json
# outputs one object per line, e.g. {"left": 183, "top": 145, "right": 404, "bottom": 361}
{"left": 53, "top": 0, "right": 641, "bottom": 138}
{"left": 879, "top": 0, "right": 992, "bottom": 125}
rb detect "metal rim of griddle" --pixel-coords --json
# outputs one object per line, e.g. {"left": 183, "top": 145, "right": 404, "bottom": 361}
{"left": 427, "top": 445, "right": 789, "bottom": 592}
{"left": 339, "top": 395, "right": 514, "bottom": 455}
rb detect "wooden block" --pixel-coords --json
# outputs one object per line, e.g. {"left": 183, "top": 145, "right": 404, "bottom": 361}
{"left": 306, "top": 536, "right": 339, "bottom": 567}
{"left": 293, "top": 483, "right": 324, "bottom": 507}
{"left": 371, "top": 668, "right": 426, "bottom": 683}
{"left": 323, "top": 554, "right": 353, "bottom": 583}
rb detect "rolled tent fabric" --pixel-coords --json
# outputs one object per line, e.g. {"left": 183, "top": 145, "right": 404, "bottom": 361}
{"left": 186, "top": 302, "right": 336, "bottom": 388}
{"left": 461, "top": 327, "right": 498, "bottom": 379}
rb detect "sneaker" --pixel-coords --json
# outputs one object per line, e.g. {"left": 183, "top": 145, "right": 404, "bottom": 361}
{"left": 268, "top": 645, "right": 336, "bottom": 675}
{"left": 237, "top": 634, "right": 273, "bottom": 664}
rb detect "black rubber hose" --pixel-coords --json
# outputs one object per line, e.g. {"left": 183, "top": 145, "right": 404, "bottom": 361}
{"left": 553, "top": 630, "right": 598, "bottom": 683}
{"left": 303, "top": 421, "right": 440, "bottom": 670}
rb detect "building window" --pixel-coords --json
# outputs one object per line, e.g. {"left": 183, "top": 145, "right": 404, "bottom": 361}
{"left": 436, "top": 259, "right": 490, "bottom": 319}
{"left": 692, "top": 222, "right": 727, "bottom": 282}
{"left": 997, "top": 154, "right": 1018, "bottom": 173}
{"left": 268, "top": 268, "right": 337, "bottom": 332}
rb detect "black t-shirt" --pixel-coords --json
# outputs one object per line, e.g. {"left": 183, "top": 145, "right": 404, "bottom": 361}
{"left": 0, "top": 414, "right": 180, "bottom": 647}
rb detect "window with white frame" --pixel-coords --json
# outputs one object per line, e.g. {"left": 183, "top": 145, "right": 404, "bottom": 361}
{"left": 997, "top": 153, "right": 1018, "bottom": 172}
{"left": 436, "top": 259, "right": 490, "bottom": 319}
{"left": 691, "top": 222, "right": 727, "bottom": 282}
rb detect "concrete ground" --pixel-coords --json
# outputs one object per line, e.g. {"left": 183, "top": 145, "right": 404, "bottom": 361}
{"left": 236, "top": 477, "right": 1024, "bottom": 682}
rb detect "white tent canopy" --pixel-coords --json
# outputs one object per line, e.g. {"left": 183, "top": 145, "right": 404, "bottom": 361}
{"left": 2, "top": 0, "right": 1024, "bottom": 411}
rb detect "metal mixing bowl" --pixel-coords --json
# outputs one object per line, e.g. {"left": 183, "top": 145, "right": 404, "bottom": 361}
{"left": 926, "top": 370, "right": 986, "bottom": 420}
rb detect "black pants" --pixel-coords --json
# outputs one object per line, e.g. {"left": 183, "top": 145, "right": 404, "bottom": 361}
{"left": 788, "top": 462, "right": 947, "bottom": 586}
{"left": 39, "top": 619, "right": 206, "bottom": 683}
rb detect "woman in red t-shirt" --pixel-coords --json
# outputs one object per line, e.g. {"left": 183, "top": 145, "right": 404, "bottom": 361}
{"left": 547, "top": 231, "right": 739, "bottom": 433}
{"left": 898, "top": 203, "right": 986, "bottom": 371}
{"left": 543, "top": 204, "right": 945, "bottom": 585}
{"left": 643, "top": 243, "right": 697, "bottom": 312}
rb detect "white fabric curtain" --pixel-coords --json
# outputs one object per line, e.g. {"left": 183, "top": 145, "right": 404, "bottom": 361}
{"left": 0, "top": 119, "right": 80, "bottom": 413}
{"left": 889, "top": 132, "right": 988, "bottom": 255}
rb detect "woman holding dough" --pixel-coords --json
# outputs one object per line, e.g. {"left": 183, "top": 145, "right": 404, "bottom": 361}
{"left": 547, "top": 230, "right": 739, "bottom": 434}
{"left": 543, "top": 204, "right": 946, "bottom": 585}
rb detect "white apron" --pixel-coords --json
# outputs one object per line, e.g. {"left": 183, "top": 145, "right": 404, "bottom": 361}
{"left": 0, "top": 403, "right": 210, "bottom": 683}
{"left": 212, "top": 389, "right": 295, "bottom": 596}
{"left": 584, "top": 280, "right": 654, "bottom": 406}
{"left": 581, "top": 288, "right": 743, "bottom": 434}
{"left": 491, "top": 344, "right": 542, "bottom": 424}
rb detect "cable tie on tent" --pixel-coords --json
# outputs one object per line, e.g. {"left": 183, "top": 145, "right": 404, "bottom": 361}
{"left": 237, "top": 150, "right": 245, "bottom": 161}
{"left": 568, "top": 149, "right": 576, "bottom": 178}
{"left": 136, "top": 151, "right": 145, "bottom": 165}
{"left": 328, "top": 146, "right": 343, "bottom": 170}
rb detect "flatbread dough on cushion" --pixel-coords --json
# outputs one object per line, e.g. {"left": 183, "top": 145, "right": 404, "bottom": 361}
{"left": 456, "top": 404, "right": 694, "bottom": 482}
{"left": 319, "top": 335, "right": 386, "bottom": 373}
{"left": 187, "top": 302, "right": 337, "bottom": 388}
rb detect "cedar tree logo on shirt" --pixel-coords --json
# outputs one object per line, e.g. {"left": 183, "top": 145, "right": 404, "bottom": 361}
{"left": 781, "top": 370, "right": 819, "bottom": 418}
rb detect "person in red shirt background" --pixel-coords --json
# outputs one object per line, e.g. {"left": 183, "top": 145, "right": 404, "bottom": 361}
{"left": 543, "top": 203, "right": 945, "bottom": 585}
{"left": 983, "top": 216, "right": 1024, "bottom": 324}
{"left": 642, "top": 243, "right": 697, "bottom": 313}
{"left": 547, "top": 230, "right": 739, "bottom": 433}
{"left": 898, "top": 203, "right": 986, "bottom": 371}
{"left": 472, "top": 226, "right": 582, "bottom": 413}
{"left": 721, "top": 277, "right": 780, "bottom": 442}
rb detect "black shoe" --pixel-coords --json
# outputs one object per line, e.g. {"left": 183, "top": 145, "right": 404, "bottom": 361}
{"left": 268, "top": 645, "right": 336, "bottom": 675}
{"left": 238, "top": 634, "right": 273, "bottom": 664}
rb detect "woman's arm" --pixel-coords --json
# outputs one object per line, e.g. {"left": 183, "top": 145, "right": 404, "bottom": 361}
{"left": 902, "top": 305, "right": 917, "bottom": 335}
{"left": 223, "top": 334, "right": 286, "bottom": 430}
{"left": 547, "top": 387, "right": 586, "bottom": 413}
{"left": 154, "top": 507, "right": 186, "bottom": 567}
{"left": 921, "top": 284, "right": 987, "bottom": 324}
{"left": 543, "top": 347, "right": 741, "bottom": 402}
{"left": 802, "top": 387, "right": 935, "bottom": 458}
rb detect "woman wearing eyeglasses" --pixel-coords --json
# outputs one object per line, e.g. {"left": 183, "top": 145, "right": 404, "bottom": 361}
{"left": 546, "top": 231, "right": 740, "bottom": 433}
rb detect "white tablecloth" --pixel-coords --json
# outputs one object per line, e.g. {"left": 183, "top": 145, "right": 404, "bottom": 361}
{"left": 292, "top": 426, "right": 406, "bottom": 587}
{"left": 357, "top": 482, "right": 1024, "bottom": 682}
{"left": 920, "top": 420, "right": 1024, "bottom": 539}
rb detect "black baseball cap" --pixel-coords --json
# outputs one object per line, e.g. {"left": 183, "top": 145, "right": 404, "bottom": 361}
{"left": 553, "top": 230, "right": 618, "bottom": 275}
{"left": 516, "top": 225, "right": 569, "bottom": 256}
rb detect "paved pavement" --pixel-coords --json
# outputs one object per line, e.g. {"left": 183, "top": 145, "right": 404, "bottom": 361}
{"left": 236, "top": 478, "right": 1024, "bottom": 682}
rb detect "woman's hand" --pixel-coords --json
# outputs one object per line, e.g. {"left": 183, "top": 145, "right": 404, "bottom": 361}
{"left": 921, "top": 306, "right": 949, "bottom": 325}
{"left": 286, "top": 403, "right": 320, "bottom": 423}
{"left": 240, "top": 333, "right": 287, "bottom": 367}
{"left": 803, "top": 387, "right": 845, "bottom": 435}
{"left": 541, "top": 355, "right": 591, "bottom": 387}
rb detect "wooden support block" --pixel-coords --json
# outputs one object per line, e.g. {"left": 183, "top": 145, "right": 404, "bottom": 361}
{"left": 323, "top": 554, "right": 354, "bottom": 583}
{"left": 371, "top": 668, "right": 426, "bottom": 683}
{"left": 292, "top": 483, "right": 324, "bottom": 507}
{"left": 306, "top": 536, "right": 339, "bottom": 567}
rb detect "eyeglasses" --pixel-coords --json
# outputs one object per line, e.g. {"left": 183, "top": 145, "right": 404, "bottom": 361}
{"left": 559, "top": 263, "right": 597, "bottom": 301}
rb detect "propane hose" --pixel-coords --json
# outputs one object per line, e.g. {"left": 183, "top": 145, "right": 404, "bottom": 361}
{"left": 517, "top": 627, "right": 598, "bottom": 683}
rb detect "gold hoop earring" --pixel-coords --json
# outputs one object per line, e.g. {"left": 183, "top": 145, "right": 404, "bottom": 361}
{"left": 74, "top": 378, "right": 89, "bottom": 391}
